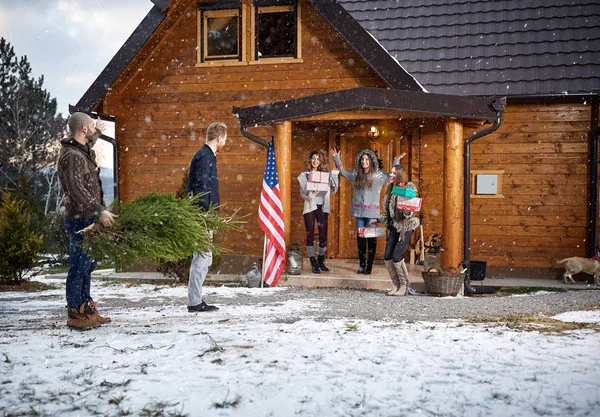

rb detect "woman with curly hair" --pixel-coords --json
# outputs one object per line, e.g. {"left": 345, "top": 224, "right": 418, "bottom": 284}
{"left": 298, "top": 150, "right": 338, "bottom": 273}
{"left": 380, "top": 164, "right": 420, "bottom": 295}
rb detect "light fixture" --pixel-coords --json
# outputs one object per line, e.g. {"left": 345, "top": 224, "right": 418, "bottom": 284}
{"left": 368, "top": 125, "right": 380, "bottom": 139}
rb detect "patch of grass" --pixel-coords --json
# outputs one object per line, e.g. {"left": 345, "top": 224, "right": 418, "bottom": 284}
{"left": 139, "top": 401, "right": 186, "bottom": 417}
{"left": 0, "top": 280, "right": 58, "bottom": 292}
{"left": 345, "top": 323, "right": 359, "bottom": 332}
{"left": 213, "top": 394, "right": 241, "bottom": 409}
{"left": 467, "top": 314, "right": 600, "bottom": 334}
{"left": 232, "top": 345, "right": 254, "bottom": 349}
{"left": 493, "top": 287, "right": 567, "bottom": 296}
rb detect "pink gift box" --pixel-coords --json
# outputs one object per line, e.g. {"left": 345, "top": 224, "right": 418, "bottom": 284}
{"left": 358, "top": 227, "right": 387, "bottom": 238}
{"left": 307, "top": 171, "right": 330, "bottom": 183}
{"left": 396, "top": 197, "right": 422, "bottom": 212}
{"left": 307, "top": 181, "right": 329, "bottom": 197}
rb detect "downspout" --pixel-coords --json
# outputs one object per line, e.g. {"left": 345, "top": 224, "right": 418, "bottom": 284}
{"left": 463, "top": 98, "right": 506, "bottom": 295}
{"left": 588, "top": 127, "right": 600, "bottom": 258}
{"left": 240, "top": 125, "right": 270, "bottom": 149}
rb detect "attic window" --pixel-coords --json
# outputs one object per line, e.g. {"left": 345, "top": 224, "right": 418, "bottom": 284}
{"left": 197, "top": 2, "right": 247, "bottom": 66}
{"left": 252, "top": 0, "right": 301, "bottom": 63}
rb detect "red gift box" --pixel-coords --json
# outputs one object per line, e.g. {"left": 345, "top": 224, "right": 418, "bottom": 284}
{"left": 358, "top": 227, "right": 387, "bottom": 238}
{"left": 396, "top": 197, "right": 422, "bottom": 212}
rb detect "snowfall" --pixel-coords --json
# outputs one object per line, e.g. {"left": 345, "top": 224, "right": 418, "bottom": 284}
{"left": 1, "top": 276, "right": 599, "bottom": 417}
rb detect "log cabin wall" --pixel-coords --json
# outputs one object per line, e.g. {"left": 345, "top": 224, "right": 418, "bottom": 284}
{"left": 414, "top": 100, "right": 593, "bottom": 277}
{"left": 98, "top": 0, "right": 387, "bottom": 257}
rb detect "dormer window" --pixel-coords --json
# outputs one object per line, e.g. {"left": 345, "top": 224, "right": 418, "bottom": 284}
{"left": 197, "top": 1, "right": 247, "bottom": 66}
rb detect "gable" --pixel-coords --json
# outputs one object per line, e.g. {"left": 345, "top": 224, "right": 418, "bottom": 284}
{"left": 337, "top": 0, "right": 600, "bottom": 96}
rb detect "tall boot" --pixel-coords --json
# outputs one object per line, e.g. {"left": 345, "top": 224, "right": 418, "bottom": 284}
{"left": 400, "top": 259, "right": 412, "bottom": 294}
{"left": 356, "top": 237, "right": 367, "bottom": 274}
{"left": 384, "top": 260, "right": 401, "bottom": 294}
{"left": 390, "top": 259, "right": 409, "bottom": 296}
{"left": 317, "top": 255, "right": 329, "bottom": 272}
{"left": 309, "top": 256, "right": 320, "bottom": 274}
{"left": 364, "top": 238, "right": 377, "bottom": 275}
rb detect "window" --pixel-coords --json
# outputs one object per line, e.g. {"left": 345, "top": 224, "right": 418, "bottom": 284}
{"left": 196, "top": 0, "right": 301, "bottom": 66}
{"left": 255, "top": 5, "right": 296, "bottom": 59}
{"left": 91, "top": 118, "right": 118, "bottom": 208}
{"left": 470, "top": 170, "right": 504, "bottom": 199}
{"left": 197, "top": 2, "right": 246, "bottom": 65}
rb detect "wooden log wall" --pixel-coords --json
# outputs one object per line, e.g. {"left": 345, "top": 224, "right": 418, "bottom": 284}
{"left": 98, "top": 0, "right": 387, "bottom": 257}
{"left": 416, "top": 101, "right": 592, "bottom": 271}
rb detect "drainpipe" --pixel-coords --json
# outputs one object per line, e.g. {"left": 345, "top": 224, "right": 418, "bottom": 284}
{"left": 240, "top": 125, "right": 270, "bottom": 149}
{"left": 588, "top": 128, "right": 600, "bottom": 258}
{"left": 463, "top": 98, "right": 506, "bottom": 295}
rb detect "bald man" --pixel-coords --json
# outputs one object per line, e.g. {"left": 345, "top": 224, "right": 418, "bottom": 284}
{"left": 58, "top": 112, "right": 116, "bottom": 329}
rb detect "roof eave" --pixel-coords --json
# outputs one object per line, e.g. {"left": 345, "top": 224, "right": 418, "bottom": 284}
{"left": 233, "top": 87, "right": 505, "bottom": 127}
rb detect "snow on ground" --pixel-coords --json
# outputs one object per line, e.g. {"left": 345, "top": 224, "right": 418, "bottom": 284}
{"left": 1, "top": 278, "right": 599, "bottom": 417}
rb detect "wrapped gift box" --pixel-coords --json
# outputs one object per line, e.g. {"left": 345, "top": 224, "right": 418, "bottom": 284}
{"left": 392, "top": 186, "right": 417, "bottom": 198}
{"left": 358, "top": 227, "right": 387, "bottom": 238}
{"left": 307, "top": 181, "right": 329, "bottom": 197}
{"left": 396, "top": 197, "right": 422, "bottom": 212}
{"left": 307, "top": 171, "right": 330, "bottom": 183}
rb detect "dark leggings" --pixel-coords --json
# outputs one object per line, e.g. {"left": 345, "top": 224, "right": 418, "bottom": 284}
{"left": 303, "top": 205, "right": 329, "bottom": 248}
{"left": 383, "top": 228, "right": 414, "bottom": 262}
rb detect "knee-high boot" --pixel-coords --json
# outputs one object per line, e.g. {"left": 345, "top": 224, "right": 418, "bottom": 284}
{"left": 356, "top": 237, "right": 366, "bottom": 274}
{"left": 364, "top": 238, "right": 377, "bottom": 275}
{"left": 384, "top": 260, "right": 400, "bottom": 294}
{"left": 390, "top": 259, "right": 409, "bottom": 296}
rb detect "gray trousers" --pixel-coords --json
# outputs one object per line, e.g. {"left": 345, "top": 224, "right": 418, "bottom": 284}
{"left": 188, "top": 251, "right": 212, "bottom": 306}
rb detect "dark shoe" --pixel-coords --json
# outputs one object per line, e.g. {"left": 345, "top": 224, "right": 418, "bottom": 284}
{"left": 317, "top": 255, "right": 329, "bottom": 272}
{"left": 356, "top": 266, "right": 366, "bottom": 274}
{"left": 363, "top": 266, "right": 372, "bottom": 275}
{"left": 357, "top": 237, "right": 366, "bottom": 273}
{"left": 67, "top": 304, "right": 101, "bottom": 329}
{"left": 365, "top": 237, "right": 377, "bottom": 275}
{"left": 309, "top": 257, "right": 320, "bottom": 274}
{"left": 188, "top": 301, "right": 219, "bottom": 312}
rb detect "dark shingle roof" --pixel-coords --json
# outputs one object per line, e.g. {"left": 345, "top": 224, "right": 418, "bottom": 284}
{"left": 336, "top": 0, "right": 600, "bottom": 96}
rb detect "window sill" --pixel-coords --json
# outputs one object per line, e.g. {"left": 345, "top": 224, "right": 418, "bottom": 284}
{"left": 470, "top": 194, "right": 505, "bottom": 199}
{"left": 249, "top": 57, "right": 303, "bottom": 65}
{"left": 195, "top": 61, "right": 249, "bottom": 68}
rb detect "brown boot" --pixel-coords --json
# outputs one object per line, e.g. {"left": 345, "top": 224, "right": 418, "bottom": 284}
{"left": 390, "top": 260, "right": 408, "bottom": 296}
{"left": 384, "top": 260, "right": 401, "bottom": 295}
{"left": 67, "top": 303, "right": 101, "bottom": 329}
{"left": 88, "top": 301, "right": 112, "bottom": 324}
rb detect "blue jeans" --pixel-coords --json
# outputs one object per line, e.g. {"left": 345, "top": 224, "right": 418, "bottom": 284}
{"left": 355, "top": 217, "right": 377, "bottom": 230}
{"left": 64, "top": 218, "right": 97, "bottom": 309}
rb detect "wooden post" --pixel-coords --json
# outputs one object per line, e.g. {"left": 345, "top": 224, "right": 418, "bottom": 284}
{"left": 442, "top": 118, "right": 464, "bottom": 269}
{"left": 274, "top": 121, "right": 292, "bottom": 249}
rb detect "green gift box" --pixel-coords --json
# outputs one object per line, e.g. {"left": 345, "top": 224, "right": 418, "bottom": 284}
{"left": 392, "top": 186, "right": 417, "bottom": 198}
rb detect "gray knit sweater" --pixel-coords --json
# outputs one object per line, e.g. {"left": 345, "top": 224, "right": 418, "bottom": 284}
{"left": 333, "top": 149, "right": 388, "bottom": 219}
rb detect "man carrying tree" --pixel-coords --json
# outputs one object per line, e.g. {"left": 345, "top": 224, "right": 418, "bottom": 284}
{"left": 58, "top": 112, "right": 116, "bottom": 329}
{"left": 186, "top": 122, "right": 228, "bottom": 312}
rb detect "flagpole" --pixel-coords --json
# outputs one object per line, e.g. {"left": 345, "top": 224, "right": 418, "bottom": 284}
{"left": 261, "top": 235, "right": 267, "bottom": 288}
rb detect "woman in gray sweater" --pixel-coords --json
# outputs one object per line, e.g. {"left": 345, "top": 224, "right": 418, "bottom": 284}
{"left": 330, "top": 148, "right": 388, "bottom": 274}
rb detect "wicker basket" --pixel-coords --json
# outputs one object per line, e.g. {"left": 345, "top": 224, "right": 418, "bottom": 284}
{"left": 422, "top": 267, "right": 464, "bottom": 297}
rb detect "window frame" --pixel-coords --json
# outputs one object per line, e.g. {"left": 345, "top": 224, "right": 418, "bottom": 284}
{"left": 196, "top": 2, "right": 248, "bottom": 67}
{"left": 250, "top": 2, "right": 302, "bottom": 64}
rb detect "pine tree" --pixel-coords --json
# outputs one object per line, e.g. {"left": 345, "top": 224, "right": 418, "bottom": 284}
{"left": 0, "top": 191, "right": 44, "bottom": 285}
{"left": 0, "top": 37, "right": 66, "bottom": 194}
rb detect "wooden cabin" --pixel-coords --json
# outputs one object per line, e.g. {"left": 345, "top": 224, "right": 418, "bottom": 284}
{"left": 73, "top": 0, "right": 600, "bottom": 279}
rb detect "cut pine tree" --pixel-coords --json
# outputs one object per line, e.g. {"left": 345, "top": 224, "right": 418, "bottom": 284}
{"left": 80, "top": 192, "right": 244, "bottom": 272}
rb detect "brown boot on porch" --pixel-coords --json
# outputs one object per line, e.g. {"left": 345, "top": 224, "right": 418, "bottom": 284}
{"left": 67, "top": 303, "right": 101, "bottom": 329}
{"left": 89, "top": 301, "right": 112, "bottom": 324}
{"left": 390, "top": 260, "right": 409, "bottom": 296}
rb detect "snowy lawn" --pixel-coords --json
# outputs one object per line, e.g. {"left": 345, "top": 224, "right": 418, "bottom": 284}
{"left": 1, "top": 278, "right": 599, "bottom": 417}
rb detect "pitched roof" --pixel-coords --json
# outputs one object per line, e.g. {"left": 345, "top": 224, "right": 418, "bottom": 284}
{"left": 336, "top": 0, "right": 600, "bottom": 96}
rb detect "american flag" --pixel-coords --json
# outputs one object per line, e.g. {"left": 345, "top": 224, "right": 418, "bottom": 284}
{"left": 258, "top": 143, "right": 286, "bottom": 286}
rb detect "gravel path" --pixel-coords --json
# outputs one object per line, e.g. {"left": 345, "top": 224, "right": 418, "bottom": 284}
{"left": 205, "top": 286, "right": 600, "bottom": 322}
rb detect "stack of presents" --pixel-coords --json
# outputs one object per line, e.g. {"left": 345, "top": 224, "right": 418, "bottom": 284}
{"left": 358, "top": 185, "right": 422, "bottom": 238}
{"left": 306, "top": 171, "right": 330, "bottom": 197}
